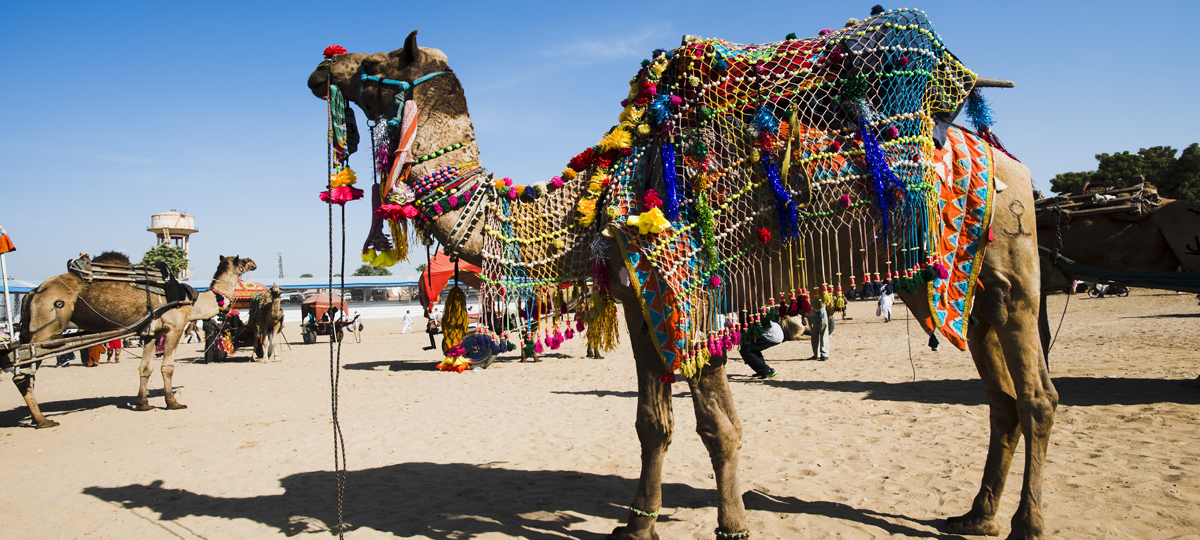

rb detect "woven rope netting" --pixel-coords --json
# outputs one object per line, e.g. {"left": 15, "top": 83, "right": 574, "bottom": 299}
{"left": 472, "top": 9, "right": 977, "bottom": 372}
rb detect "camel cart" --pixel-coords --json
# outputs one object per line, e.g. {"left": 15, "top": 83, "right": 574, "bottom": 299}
{"left": 0, "top": 301, "right": 187, "bottom": 372}
{"left": 299, "top": 292, "right": 349, "bottom": 344}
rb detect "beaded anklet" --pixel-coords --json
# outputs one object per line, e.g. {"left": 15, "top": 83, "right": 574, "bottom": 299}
{"left": 629, "top": 507, "right": 659, "bottom": 518}
{"left": 714, "top": 528, "right": 750, "bottom": 539}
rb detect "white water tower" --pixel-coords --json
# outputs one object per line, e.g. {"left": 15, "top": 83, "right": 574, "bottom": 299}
{"left": 148, "top": 210, "right": 197, "bottom": 280}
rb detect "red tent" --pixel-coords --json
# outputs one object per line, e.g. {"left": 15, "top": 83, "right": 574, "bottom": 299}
{"left": 419, "top": 249, "right": 482, "bottom": 311}
{"left": 230, "top": 280, "right": 270, "bottom": 309}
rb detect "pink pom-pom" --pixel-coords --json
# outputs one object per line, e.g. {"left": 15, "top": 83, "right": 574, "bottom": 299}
{"left": 534, "top": 342, "right": 543, "bottom": 354}
{"left": 461, "top": 192, "right": 470, "bottom": 204}
{"left": 507, "top": 187, "right": 518, "bottom": 199}
{"left": 709, "top": 275, "right": 721, "bottom": 288}
{"left": 551, "top": 176, "right": 564, "bottom": 188}
{"left": 576, "top": 319, "right": 585, "bottom": 332}
{"left": 898, "top": 56, "right": 909, "bottom": 66}
{"left": 731, "top": 332, "right": 741, "bottom": 346}
{"left": 669, "top": 95, "right": 682, "bottom": 106}
{"left": 818, "top": 28, "right": 832, "bottom": 35}
{"left": 829, "top": 140, "right": 842, "bottom": 152}
{"left": 838, "top": 194, "right": 852, "bottom": 208}
{"left": 721, "top": 336, "right": 733, "bottom": 353}
{"left": 565, "top": 328, "right": 574, "bottom": 340}
{"left": 884, "top": 125, "right": 899, "bottom": 140}
{"left": 935, "top": 262, "right": 950, "bottom": 279}
{"left": 448, "top": 195, "right": 459, "bottom": 207}
{"left": 432, "top": 203, "right": 443, "bottom": 214}
{"left": 620, "top": 98, "right": 629, "bottom": 107}
{"left": 503, "top": 177, "right": 513, "bottom": 187}
{"left": 544, "top": 334, "right": 552, "bottom": 347}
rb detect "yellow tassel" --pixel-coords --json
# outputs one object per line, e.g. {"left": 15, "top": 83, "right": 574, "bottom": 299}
{"left": 834, "top": 292, "right": 846, "bottom": 311}
{"left": 442, "top": 286, "right": 468, "bottom": 354}
{"left": 586, "top": 291, "right": 619, "bottom": 352}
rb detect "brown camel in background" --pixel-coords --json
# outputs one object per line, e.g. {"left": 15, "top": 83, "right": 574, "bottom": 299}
{"left": 308, "top": 32, "right": 1056, "bottom": 539}
{"left": 250, "top": 284, "right": 284, "bottom": 361}
{"left": 1037, "top": 197, "right": 1200, "bottom": 383}
{"left": 17, "top": 254, "right": 256, "bottom": 428}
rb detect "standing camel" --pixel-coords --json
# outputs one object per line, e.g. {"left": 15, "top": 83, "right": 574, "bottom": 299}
{"left": 17, "top": 254, "right": 256, "bottom": 427}
{"left": 250, "top": 284, "right": 284, "bottom": 361}
{"left": 309, "top": 16, "right": 1056, "bottom": 540}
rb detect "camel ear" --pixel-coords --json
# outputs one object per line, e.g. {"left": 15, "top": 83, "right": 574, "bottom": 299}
{"left": 390, "top": 30, "right": 419, "bottom": 62}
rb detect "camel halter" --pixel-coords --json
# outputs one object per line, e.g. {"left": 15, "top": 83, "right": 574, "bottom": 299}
{"left": 360, "top": 69, "right": 451, "bottom": 120}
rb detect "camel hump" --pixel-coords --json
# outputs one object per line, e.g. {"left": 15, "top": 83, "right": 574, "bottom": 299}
{"left": 93, "top": 251, "right": 132, "bottom": 266}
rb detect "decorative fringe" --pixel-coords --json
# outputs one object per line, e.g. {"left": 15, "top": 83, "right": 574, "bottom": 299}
{"left": 761, "top": 153, "right": 798, "bottom": 240}
{"left": 696, "top": 192, "right": 718, "bottom": 265}
{"left": 586, "top": 291, "right": 620, "bottom": 353}
{"left": 441, "top": 286, "right": 468, "bottom": 355}
{"left": 965, "top": 89, "right": 994, "bottom": 132}
{"left": 661, "top": 141, "right": 679, "bottom": 221}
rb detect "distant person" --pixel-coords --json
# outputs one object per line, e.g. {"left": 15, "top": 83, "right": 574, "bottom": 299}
{"left": 739, "top": 318, "right": 782, "bottom": 379}
{"left": 806, "top": 299, "right": 832, "bottom": 361}
{"left": 876, "top": 280, "right": 894, "bottom": 323}
{"left": 402, "top": 310, "right": 414, "bottom": 333}
{"left": 183, "top": 321, "right": 201, "bottom": 343}
{"left": 104, "top": 338, "right": 122, "bottom": 363}
{"left": 424, "top": 316, "right": 439, "bottom": 350}
{"left": 84, "top": 344, "right": 104, "bottom": 367}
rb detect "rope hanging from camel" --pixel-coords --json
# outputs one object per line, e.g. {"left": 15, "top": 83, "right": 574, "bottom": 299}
{"left": 324, "top": 76, "right": 348, "bottom": 540}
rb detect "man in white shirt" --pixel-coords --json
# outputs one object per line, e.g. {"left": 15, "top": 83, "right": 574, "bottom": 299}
{"left": 401, "top": 310, "right": 414, "bottom": 333}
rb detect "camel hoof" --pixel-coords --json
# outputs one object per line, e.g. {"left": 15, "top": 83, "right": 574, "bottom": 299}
{"left": 608, "top": 526, "right": 658, "bottom": 540}
{"left": 133, "top": 402, "right": 155, "bottom": 411}
{"left": 945, "top": 514, "right": 1000, "bottom": 536}
{"left": 36, "top": 419, "right": 61, "bottom": 429}
{"left": 166, "top": 402, "right": 188, "bottom": 410}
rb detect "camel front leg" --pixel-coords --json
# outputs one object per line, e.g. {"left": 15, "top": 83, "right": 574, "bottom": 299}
{"left": 687, "top": 354, "right": 749, "bottom": 538}
{"left": 158, "top": 329, "right": 187, "bottom": 410}
{"left": 947, "top": 321, "right": 1020, "bottom": 537}
{"left": 610, "top": 312, "right": 673, "bottom": 540}
{"left": 133, "top": 338, "right": 156, "bottom": 411}
{"left": 13, "top": 368, "right": 59, "bottom": 428}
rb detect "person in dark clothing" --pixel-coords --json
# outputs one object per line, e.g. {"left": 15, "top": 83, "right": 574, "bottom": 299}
{"left": 739, "top": 319, "right": 783, "bottom": 379}
{"left": 424, "top": 317, "right": 439, "bottom": 350}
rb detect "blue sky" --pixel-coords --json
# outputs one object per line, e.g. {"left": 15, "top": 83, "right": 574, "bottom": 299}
{"left": 3, "top": 1, "right": 1198, "bottom": 285}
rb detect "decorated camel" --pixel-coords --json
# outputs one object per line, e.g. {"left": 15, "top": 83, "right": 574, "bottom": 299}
{"left": 16, "top": 253, "right": 256, "bottom": 428}
{"left": 249, "top": 284, "right": 285, "bottom": 361}
{"left": 1036, "top": 193, "right": 1200, "bottom": 354}
{"left": 310, "top": 10, "right": 1055, "bottom": 539}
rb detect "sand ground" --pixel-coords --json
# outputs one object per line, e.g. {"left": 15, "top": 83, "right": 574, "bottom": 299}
{"left": 2, "top": 289, "right": 1198, "bottom": 539}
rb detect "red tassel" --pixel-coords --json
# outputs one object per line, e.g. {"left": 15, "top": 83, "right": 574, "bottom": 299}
{"left": 658, "top": 372, "right": 676, "bottom": 384}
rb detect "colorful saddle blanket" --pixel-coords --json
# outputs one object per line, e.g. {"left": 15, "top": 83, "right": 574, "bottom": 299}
{"left": 621, "top": 125, "right": 996, "bottom": 371}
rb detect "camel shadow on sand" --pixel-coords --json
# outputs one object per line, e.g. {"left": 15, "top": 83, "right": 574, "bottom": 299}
{"left": 82, "top": 462, "right": 966, "bottom": 539}
{"left": 556, "top": 377, "right": 1200, "bottom": 407}
{"left": 0, "top": 387, "right": 180, "bottom": 427}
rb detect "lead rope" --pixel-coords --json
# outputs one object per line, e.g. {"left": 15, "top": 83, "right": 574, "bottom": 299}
{"left": 326, "top": 79, "right": 347, "bottom": 539}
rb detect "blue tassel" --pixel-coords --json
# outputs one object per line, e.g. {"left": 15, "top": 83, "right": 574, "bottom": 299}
{"left": 965, "top": 89, "right": 994, "bottom": 131}
{"left": 649, "top": 93, "right": 672, "bottom": 129}
{"left": 761, "top": 153, "right": 798, "bottom": 241}
{"left": 753, "top": 105, "right": 780, "bottom": 136}
{"left": 661, "top": 141, "right": 679, "bottom": 221}
{"left": 861, "top": 119, "right": 905, "bottom": 241}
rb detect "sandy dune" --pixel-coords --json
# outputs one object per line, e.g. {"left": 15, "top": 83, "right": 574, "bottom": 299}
{"left": 2, "top": 290, "right": 1198, "bottom": 539}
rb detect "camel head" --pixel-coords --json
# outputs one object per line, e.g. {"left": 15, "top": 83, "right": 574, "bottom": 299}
{"left": 213, "top": 255, "right": 257, "bottom": 281}
{"left": 307, "top": 30, "right": 461, "bottom": 120}
{"left": 269, "top": 284, "right": 283, "bottom": 298}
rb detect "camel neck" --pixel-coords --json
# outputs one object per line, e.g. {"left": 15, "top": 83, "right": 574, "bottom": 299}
{"left": 210, "top": 276, "right": 238, "bottom": 299}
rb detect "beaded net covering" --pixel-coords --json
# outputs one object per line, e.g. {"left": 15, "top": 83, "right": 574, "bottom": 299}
{"left": 460, "top": 9, "right": 996, "bottom": 376}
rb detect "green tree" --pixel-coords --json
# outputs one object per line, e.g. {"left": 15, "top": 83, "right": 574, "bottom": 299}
{"left": 1049, "top": 145, "right": 1198, "bottom": 202}
{"left": 352, "top": 264, "right": 392, "bottom": 276}
{"left": 415, "top": 263, "right": 428, "bottom": 273}
{"left": 299, "top": 273, "right": 313, "bottom": 278}
{"left": 140, "top": 245, "right": 189, "bottom": 275}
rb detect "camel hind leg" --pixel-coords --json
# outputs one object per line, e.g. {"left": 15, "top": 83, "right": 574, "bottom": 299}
{"left": 610, "top": 308, "right": 673, "bottom": 540}
{"left": 156, "top": 316, "right": 188, "bottom": 410}
{"left": 134, "top": 337, "right": 157, "bottom": 411}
